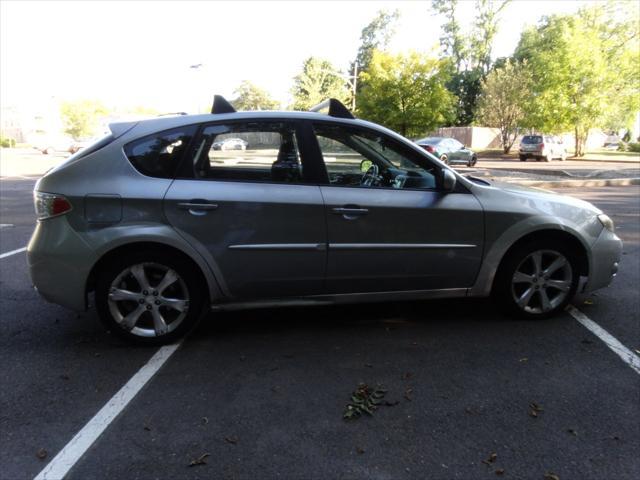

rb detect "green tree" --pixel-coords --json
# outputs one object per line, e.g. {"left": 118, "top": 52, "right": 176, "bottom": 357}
{"left": 357, "top": 50, "right": 456, "bottom": 137}
{"left": 514, "top": 4, "right": 639, "bottom": 156}
{"left": 469, "top": 0, "right": 510, "bottom": 74}
{"left": 476, "top": 60, "right": 533, "bottom": 153}
{"left": 431, "top": 0, "right": 467, "bottom": 71}
{"left": 431, "top": 0, "right": 510, "bottom": 125}
{"left": 60, "top": 100, "right": 108, "bottom": 140}
{"left": 231, "top": 81, "right": 280, "bottom": 111}
{"left": 353, "top": 9, "right": 400, "bottom": 83}
{"left": 291, "top": 57, "right": 351, "bottom": 111}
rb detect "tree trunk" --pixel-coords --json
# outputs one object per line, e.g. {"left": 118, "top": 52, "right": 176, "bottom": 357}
{"left": 574, "top": 126, "right": 589, "bottom": 157}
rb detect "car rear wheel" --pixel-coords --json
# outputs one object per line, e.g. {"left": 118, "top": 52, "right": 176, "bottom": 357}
{"left": 440, "top": 154, "right": 448, "bottom": 165}
{"left": 519, "top": 155, "right": 526, "bottom": 162}
{"left": 96, "top": 251, "right": 206, "bottom": 345}
{"left": 493, "top": 241, "right": 579, "bottom": 319}
{"left": 544, "top": 153, "right": 552, "bottom": 162}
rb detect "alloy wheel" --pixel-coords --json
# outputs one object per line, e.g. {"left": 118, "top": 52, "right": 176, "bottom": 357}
{"left": 107, "top": 262, "right": 190, "bottom": 337}
{"left": 510, "top": 250, "right": 573, "bottom": 314}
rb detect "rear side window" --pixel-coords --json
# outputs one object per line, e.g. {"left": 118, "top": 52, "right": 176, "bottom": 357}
{"left": 186, "top": 121, "right": 305, "bottom": 184}
{"left": 124, "top": 126, "right": 197, "bottom": 178}
{"left": 522, "top": 135, "right": 542, "bottom": 144}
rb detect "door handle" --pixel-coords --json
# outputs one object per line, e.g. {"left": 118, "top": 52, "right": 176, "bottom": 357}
{"left": 177, "top": 201, "right": 218, "bottom": 216}
{"left": 332, "top": 207, "right": 369, "bottom": 220}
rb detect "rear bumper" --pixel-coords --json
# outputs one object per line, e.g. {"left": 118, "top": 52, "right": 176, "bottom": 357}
{"left": 27, "top": 216, "right": 97, "bottom": 311}
{"left": 584, "top": 228, "right": 623, "bottom": 293}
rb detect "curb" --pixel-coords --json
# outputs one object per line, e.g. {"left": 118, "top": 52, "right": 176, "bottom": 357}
{"left": 512, "top": 177, "right": 640, "bottom": 189}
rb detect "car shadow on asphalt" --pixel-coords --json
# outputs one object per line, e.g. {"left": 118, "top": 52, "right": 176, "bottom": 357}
{"left": 195, "top": 297, "right": 505, "bottom": 339}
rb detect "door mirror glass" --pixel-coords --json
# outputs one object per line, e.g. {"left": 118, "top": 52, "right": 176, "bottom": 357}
{"left": 442, "top": 169, "right": 457, "bottom": 192}
{"left": 360, "top": 159, "right": 373, "bottom": 173}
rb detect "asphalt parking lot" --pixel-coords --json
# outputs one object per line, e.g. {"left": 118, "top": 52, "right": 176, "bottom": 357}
{"left": 1, "top": 173, "right": 638, "bottom": 480}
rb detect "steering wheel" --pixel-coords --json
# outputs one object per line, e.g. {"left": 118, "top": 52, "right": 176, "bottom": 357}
{"left": 361, "top": 164, "right": 381, "bottom": 187}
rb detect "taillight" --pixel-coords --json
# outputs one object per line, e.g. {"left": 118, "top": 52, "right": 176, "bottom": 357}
{"left": 422, "top": 144, "right": 434, "bottom": 153}
{"left": 34, "top": 192, "right": 72, "bottom": 220}
{"left": 539, "top": 143, "right": 545, "bottom": 150}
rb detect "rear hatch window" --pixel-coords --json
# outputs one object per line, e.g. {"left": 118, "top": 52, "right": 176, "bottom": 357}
{"left": 522, "top": 135, "right": 543, "bottom": 144}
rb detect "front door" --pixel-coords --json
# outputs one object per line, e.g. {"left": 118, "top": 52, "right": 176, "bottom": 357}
{"left": 164, "top": 120, "right": 326, "bottom": 299}
{"left": 312, "top": 122, "right": 484, "bottom": 294}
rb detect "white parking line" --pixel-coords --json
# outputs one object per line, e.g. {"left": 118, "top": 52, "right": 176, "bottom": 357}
{"left": 567, "top": 305, "right": 640, "bottom": 375}
{"left": 0, "top": 246, "right": 27, "bottom": 259}
{"left": 34, "top": 342, "right": 182, "bottom": 480}
{"left": 0, "top": 224, "right": 15, "bottom": 228}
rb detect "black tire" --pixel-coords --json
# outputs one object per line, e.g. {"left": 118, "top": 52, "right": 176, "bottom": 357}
{"left": 519, "top": 155, "right": 526, "bottom": 162}
{"left": 493, "top": 240, "right": 579, "bottom": 319}
{"left": 440, "top": 154, "right": 449, "bottom": 165}
{"left": 95, "top": 250, "right": 207, "bottom": 345}
{"left": 468, "top": 155, "right": 477, "bottom": 167}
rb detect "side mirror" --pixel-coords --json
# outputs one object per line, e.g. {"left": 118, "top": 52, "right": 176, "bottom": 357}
{"left": 360, "top": 159, "right": 373, "bottom": 173}
{"left": 442, "top": 169, "right": 457, "bottom": 192}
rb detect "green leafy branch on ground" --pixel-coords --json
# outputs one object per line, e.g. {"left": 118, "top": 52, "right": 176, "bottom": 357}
{"left": 343, "top": 383, "right": 388, "bottom": 420}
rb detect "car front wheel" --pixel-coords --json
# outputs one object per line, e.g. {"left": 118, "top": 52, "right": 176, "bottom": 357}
{"left": 468, "top": 155, "right": 477, "bottom": 167}
{"left": 493, "top": 241, "right": 579, "bottom": 319}
{"left": 96, "top": 251, "right": 206, "bottom": 344}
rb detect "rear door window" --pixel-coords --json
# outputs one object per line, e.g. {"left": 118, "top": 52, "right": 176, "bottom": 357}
{"left": 186, "top": 121, "right": 306, "bottom": 184}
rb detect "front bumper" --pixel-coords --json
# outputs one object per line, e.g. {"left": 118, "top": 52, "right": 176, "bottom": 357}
{"left": 584, "top": 227, "right": 623, "bottom": 293}
{"left": 27, "top": 216, "right": 97, "bottom": 311}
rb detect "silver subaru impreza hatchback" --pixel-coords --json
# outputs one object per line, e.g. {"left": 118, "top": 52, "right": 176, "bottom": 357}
{"left": 28, "top": 97, "right": 622, "bottom": 344}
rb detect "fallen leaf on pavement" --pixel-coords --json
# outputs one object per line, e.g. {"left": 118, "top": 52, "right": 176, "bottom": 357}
{"left": 401, "top": 372, "right": 413, "bottom": 380}
{"left": 495, "top": 468, "right": 505, "bottom": 475}
{"left": 519, "top": 357, "right": 528, "bottom": 362}
{"left": 143, "top": 425, "right": 151, "bottom": 431}
{"left": 224, "top": 436, "right": 238, "bottom": 445}
{"left": 567, "top": 429, "right": 577, "bottom": 436}
{"left": 201, "top": 417, "right": 209, "bottom": 425}
{"left": 356, "top": 446, "right": 365, "bottom": 454}
{"left": 365, "top": 363, "right": 373, "bottom": 368}
{"left": 482, "top": 453, "right": 497, "bottom": 465}
{"left": 583, "top": 299, "right": 594, "bottom": 305}
{"left": 404, "top": 387, "right": 413, "bottom": 401}
{"left": 59, "top": 374, "right": 70, "bottom": 380}
{"left": 36, "top": 449, "right": 47, "bottom": 460}
{"left": 384, "top": 400, "right": 400, "bottom": 406}
{"left": 529, "top": 402, "right": 544, "bottom": 417}
{"left": 543, "top": 473, "right": 560, "bottom": 480}
{"left": 189, "top": 453, "right": 210, "bottom": 467}
{"left": 581, "top": 339, "right": 593, "bottom": 345}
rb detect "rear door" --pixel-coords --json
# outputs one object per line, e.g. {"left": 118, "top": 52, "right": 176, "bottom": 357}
{"left": 164, "top": 119, "right": 327, "bottom": 299}
{"left": 311, "top": 122, "right": 484, "bottom": 294}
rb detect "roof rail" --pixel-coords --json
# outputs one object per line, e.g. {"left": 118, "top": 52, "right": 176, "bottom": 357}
{"left": 211, "top": 95, "right": 236, "bottom": 114}
{"left": 157, "top": 112, "right": 188, "bottom": 117}
{"left": 309, "top": 98, "right": 355, "bottom": 119}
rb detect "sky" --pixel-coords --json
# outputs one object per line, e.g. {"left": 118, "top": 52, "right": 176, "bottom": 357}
{"left": 1, "top": 0, "right": 606, "bottom": 114}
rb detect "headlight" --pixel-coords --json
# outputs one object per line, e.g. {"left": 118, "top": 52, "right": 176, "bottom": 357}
{"left": 597, "top": 214, "right": 615, "bottom": 232}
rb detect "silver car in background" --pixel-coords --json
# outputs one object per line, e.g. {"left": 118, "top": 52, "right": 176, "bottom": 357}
{"left": 28, "top": 97, "right": 622, "bottom": 344}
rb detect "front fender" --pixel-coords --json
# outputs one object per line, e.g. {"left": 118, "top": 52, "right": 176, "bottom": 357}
{"left": 470, "top": 214, "right": 601, "bottom": 297}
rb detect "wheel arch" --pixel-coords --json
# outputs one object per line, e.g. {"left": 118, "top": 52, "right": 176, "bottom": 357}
{"left": 86, "top": 240, "right": 221, "bottom": 306}
{"left": 491, "top": 229, "right": 589, "bottom": 293}
{"left": 471, "top": 225, "right": 591, "bottom": 298}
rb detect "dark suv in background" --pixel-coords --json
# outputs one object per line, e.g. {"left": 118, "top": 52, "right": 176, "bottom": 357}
{"left": 519, "top": 135, "right": 567, "bottom": 162}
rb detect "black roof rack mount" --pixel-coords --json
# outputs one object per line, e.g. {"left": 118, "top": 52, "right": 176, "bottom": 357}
{"left": 211, "top": 95, "right": 236, "bottom": 114}
{"left": 309, "top": 99, "right": 355, "bottom": 119}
